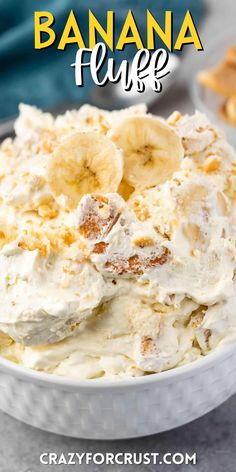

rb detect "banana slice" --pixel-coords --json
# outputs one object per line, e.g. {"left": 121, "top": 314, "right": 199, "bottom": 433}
{"left": 47, "top": 131, "right": 123, "bottom": 208}
{"left": 109, "top": 115, "right": 184, "bottom": 189}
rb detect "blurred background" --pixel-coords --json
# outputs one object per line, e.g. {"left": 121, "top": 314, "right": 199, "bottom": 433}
{"left": 0, "top": 0, "right": 204, "bottom": 119}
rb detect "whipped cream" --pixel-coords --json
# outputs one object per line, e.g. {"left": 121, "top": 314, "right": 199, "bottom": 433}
{"left": 0, "top": 104, "right": 236, "bottom": 379}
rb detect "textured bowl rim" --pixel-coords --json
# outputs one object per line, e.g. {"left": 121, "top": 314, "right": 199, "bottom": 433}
{"left": 0, "top": 340, "right": 236, "bottom": 390}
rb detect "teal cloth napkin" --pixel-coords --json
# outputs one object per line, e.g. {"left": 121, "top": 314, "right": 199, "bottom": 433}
{"left": 0, "top": 0, "right": 204, "bottom": 119}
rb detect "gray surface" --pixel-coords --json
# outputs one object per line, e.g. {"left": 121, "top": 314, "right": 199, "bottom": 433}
{"left": 0, "top": 395, "right": 236, "bottom": 472}
{"left": 1, "top": 0, "right": 236, "bottom": 470}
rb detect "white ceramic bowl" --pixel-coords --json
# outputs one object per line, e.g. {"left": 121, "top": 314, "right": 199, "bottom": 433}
{"left": 0, "top": 342, "right": 236, "bottom": 439}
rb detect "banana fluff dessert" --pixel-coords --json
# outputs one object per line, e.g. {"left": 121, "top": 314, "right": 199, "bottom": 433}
{"left": 0, "top": 104, "right": 236, "bottom": 379}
